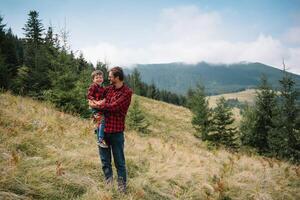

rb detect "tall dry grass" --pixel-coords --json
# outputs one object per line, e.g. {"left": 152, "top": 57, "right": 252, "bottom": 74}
{"left": 0, "top": 92, "right": 299, "bottom": 200}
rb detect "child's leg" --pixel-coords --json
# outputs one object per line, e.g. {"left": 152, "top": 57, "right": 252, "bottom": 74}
{"left": 97, "top": 118, "right": 108, "bottom": 148}
{"left": 91, "top": 109, "right": 101, "bottom": 135}
{"left": 98, "top": 118, "right": 105, "bottom": 142}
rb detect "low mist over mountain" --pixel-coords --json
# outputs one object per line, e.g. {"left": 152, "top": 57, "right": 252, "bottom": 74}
{"left": 125, "top": 62, "right": 300, "bottom": 95}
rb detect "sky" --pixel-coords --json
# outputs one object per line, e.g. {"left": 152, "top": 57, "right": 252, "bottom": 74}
{"left": 1, "top": 0, "right": 300, "bottom": 74}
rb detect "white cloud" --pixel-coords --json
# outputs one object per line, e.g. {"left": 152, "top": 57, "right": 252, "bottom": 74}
{"left": 156, "top": 6, "right": 222, "bottom": 43}
{"left": 286, "top": 47, "right": 300, "bottom": 74}
{"left": 82, "top": 6, "right": 300, "bottom": 74}
{"left": 283, "top": 26, "right": 300, "bottom": 45}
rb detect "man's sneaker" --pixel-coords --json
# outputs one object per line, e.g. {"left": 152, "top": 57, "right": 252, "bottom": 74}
{"left": 118, "top": 178, "right": 127, "bottom": 193}
{"left": 105, "top": 177, "right": 113, "bottom": 189}
{"left": 98, "top": 139, "right": 108, "bottom": 148}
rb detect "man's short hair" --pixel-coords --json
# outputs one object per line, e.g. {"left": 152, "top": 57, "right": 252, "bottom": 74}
{"left": 110, "top": 66, "right": 124, "bottom": 81}
{"left": 91, "top": 70, "right": 103, "bottom": 79}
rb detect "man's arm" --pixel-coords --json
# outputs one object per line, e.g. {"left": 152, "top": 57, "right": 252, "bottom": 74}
{"left": 99, "top": 91, "right": 132, "bottom": 113}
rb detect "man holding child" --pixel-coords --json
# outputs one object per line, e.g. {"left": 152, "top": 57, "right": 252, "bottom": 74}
{"left": 88, "top": 66, "right": 132, "bottom": 193}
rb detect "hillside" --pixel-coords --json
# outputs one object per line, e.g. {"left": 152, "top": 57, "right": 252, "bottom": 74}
{"left": 125, "top": 62, "right": 300, "bottom": 95}
{"left": 1, "top": 92, "right": 300, "bottom": 200}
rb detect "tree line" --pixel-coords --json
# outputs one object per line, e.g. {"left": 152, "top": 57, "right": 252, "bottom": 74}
{"left": 125, "top": 68, "right": 187, "bottom": 106}
{"left": 0, "top": 10, "right": 186, "bottom": 118}
{"left": 188, "top": 73, "right": 300, "bottom": 163}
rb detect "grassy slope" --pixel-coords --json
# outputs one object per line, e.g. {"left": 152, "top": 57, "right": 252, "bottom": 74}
{"left": 0, "top": 92, "right": 299, "bottom": 200}
{"left": 207, "top": 89, "right": 257, "bottom": 124}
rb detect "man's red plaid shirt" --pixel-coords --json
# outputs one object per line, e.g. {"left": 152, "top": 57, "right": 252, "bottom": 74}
{"left": 99, "top": 84, "right": 132, "bottom": 133}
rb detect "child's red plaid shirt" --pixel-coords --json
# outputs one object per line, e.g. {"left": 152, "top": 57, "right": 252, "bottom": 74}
{"left": 87, "top": 83, "right": 105, "bottom": 101}
{"left": 99, "top": 84, "right": 132, "bottom": 133}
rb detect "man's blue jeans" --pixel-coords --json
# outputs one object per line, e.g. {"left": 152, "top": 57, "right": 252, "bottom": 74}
{"left": 98, "top": 132, "right": 127, "bottom": 184}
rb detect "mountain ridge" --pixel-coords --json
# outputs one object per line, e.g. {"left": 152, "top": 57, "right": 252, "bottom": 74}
{"left": 125, "top": 61, "right": 300, "bottom": 95}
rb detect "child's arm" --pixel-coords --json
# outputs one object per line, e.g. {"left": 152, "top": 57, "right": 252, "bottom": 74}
{"left": 87, "top": 85, "right": 95, "bottom": 101}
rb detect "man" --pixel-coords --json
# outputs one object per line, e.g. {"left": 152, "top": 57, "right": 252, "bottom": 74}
{"left": 90, "top": 66, "right": 132, "bottom": 193}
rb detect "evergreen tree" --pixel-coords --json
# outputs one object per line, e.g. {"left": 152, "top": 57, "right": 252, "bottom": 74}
{"left": 22, "top": 10, "right": 44, "bottom": 68}
{"left": 16, "top": 10, "right": 51, "bottom": 98}
{"left": 0, "top": 16, "right": 8, "bottom": 89}
{"left": 0, "top": 16, "right": 21, "bottom": 89}
{"left": 127, "top": 96, "right": 149, "bottom": 133}
{"left": 76, "top": 52, "right": 88, "bottom": 73}
{"left": 269, "top": 69, "right": 300, "bottom": 162}
{"left": 23, "top": 10, "right": 44, "bottom": 46}
{"left": 147, "top": 82, "right": 159, "bottom": 100}
{"left": 44, "top": 50, "right": 78, "bottom": 108}
{"left": 128, "top": 68, "right": 143, "bottom": 95}
{"left": 240, "top": 75, "right": 277, "bottom": 153}
{"left": 73, "top": 67, "right": 94, "bottom": 117}
{"left": 45, "top": 26, "right": 54, "bottom": 47}
{"left": 187, "top": 84, "right": 212, "bottom": 140}
{"left": 0, "top": 15, "right": 6, "bottom": 49}
{"left": 240, "top": 104, "right": 256, "bottom": 146}
{"left": 44, "top": 26, "right": 58, "bottom": 57}
{"left": 210, "top": 97, "right": 238, "bottom": 149}
{"left": 0, "top": 54, "right": 9, "bottom": 89}
{"left": 11, "top": 65, "right": 31, "bottom": 95}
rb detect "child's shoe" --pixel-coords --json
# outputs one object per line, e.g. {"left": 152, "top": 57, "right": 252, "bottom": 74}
{"left": 94, "top": 114, "right": 102, "bottom": 122}
{"left": 98, "top": 139, "right": 108, "bottom": 148}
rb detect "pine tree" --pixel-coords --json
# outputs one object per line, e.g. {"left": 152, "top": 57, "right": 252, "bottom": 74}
{"left": 74, "top": 52, "right": 87, "bottom": 74}
{"left": 11, "top": 65, "right": 31, "bottom": 95}
{"left": 187, "top": 84, "right": 212, "bottom": 140}
{"left": 0, "top": 54, "right": 9, "bottom": 89}
{"left": 44, "top": 50, "right": 78, "bottom": 109}
{"left": 240, "top": 75, "right": 277, "bottom": 153}
{"left": 0, "top": 16, "right": 8, "bottom": 89}
{"left": 23, "top": 10, "right": 44, "bottom": 46}
{"left": 128, "top": 68, "right": 143, "bottom": 95}
{"left": 0, "top": 15, "right": 6, "bottom": 46}
{"left": 240, "top": 104, "right": 256, "bottom": 146}
{"left": 210, "top": 97, "right": 238, "bottom": 149}
{"left": 0, "top": 17, "right": 21, "bottom": 88}
{"left": 269, "top": 68, "right": 300, "bottom": 162}
{"left": 16, "top": 10, "right": 51, "bottom": 98}
{"left": 147, "top": 82, "right": 159, "bottom": 100}
{"left": 127, "top": 96, "right": 149, "bottom": 133}
{"left": 45, "top": 26, "right": 54, "bottom": 47}
{"left": 23, "top": 10, "right": 44, "bottom": 69}
{"left": 73, "top": 67, "right": 94, "bottom": 117}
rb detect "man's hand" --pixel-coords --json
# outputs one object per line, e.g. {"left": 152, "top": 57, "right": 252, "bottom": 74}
{"left": 88, "top": 100, "right": 97, "bottom": 108}
{"left": 97, "top": 99, "right": 106, "bottom": 105}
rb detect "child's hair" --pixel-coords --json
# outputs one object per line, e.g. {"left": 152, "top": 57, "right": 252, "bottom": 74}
{"left": 91, "top": 70, "right": 103, "bottom": 80}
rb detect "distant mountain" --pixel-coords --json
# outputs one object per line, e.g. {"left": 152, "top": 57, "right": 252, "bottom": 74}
{"left": 124, "top": 62, "right": 300, "bottom": 95}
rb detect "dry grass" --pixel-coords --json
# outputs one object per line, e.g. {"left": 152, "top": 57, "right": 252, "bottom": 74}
{"left": 0, "top": 91, "right": 299, "bottom": 200}
{"left": 207, "top": 89, "right": 257, "bottom": 123}
{"left": 207, "top": 89, "right": 257, "bottom": 108}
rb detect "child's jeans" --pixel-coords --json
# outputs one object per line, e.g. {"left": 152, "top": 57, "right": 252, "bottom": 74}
{"left": 91, "top": 108, "right": 105, "bottom": 142}
{"left": 97, "top": 118, "right": 105, "bottom": 142}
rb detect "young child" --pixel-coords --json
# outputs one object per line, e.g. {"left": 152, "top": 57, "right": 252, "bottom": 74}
{"left": 87, "top": 70, "right": 108, "bottom": 148}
